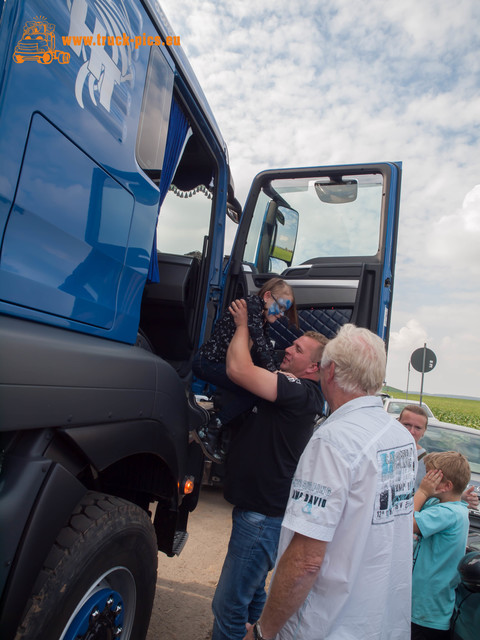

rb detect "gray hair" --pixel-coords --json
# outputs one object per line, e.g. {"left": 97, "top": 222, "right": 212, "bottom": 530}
{"left": 321, "top": 324, "right": 386, "bottom": 396}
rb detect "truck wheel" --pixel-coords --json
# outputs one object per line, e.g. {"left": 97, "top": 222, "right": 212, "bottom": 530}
{"left": 54, "top": 51, "right": 71, "bottom": 64}
{"left": 39, "top": 51, "right": 54, "bottom": 64}
{"left": 15, "top": 492, "right": 158, "bottom": 640}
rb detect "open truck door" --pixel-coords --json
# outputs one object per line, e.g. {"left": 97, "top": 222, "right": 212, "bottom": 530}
{"left": 225, "top": 163, "right": 401, "bottom": 351}
{"left": 200, "top": 162, "right": 401, "bottom": 486}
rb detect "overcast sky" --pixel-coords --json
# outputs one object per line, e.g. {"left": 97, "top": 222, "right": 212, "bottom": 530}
{"left": 161, "top": 0, "right": 480, "bottom": 398}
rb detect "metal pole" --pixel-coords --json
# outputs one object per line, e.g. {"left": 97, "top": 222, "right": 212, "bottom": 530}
{"left": 406, "top": 362, "right": 410, "bottom": 399}
{"left": 419, "top": 343, "right": 426, "bottom": 405}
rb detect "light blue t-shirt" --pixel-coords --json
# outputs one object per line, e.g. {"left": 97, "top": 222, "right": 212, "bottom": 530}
{"left": 412, "top": 498, "right": 469, "bottom": 630}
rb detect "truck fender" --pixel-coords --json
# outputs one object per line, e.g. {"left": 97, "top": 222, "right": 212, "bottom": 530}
{"left": 0, "top": 461, "right": 86, "bottom": 640}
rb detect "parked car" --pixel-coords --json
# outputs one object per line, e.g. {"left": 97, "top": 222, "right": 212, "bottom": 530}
{"left": 419, "top": 421, "right": 480, "bottom": 527}
{"left": 418, "top": 422, "right": 480, "bottom": 640}
{"left": 383, "top": 397, "right": 436, "bottom": 420}
{"left": 376, "top": 392, "right": 391, "bottom": 401}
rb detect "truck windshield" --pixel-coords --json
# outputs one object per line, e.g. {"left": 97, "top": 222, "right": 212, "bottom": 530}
{"left": 244, "top": 172, "right": 384, "bottom": 271}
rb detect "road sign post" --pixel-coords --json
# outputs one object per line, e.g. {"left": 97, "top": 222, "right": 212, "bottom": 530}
{"left": 410, "top": 344, "right": 437, "bottom": 404}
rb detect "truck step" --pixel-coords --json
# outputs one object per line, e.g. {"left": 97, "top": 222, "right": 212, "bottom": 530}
{"left": 172, "top": 530, "right": 189, "bottom": 556}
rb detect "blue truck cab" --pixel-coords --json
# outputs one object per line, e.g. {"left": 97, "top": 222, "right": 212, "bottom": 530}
{"left": 0, "top": 1, "right": 402, "bottom": 639}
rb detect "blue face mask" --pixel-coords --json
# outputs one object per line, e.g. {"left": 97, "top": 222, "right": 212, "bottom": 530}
{"left": 267, "top": 294, "right": 292, "bottom": 316}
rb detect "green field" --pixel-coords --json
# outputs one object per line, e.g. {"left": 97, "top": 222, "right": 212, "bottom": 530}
{"left": 382, "top": 387, "right": 480, "bottom": 430}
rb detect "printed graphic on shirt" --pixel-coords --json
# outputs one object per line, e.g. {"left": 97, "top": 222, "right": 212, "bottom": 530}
{"left": 373, "top": 443, "right": 415, "bottom": 524}
{"left": 290, "top": 478, "right": 332, "bottom": 514}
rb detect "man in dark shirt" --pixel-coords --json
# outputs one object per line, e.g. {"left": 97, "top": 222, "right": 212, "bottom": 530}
{"left": 211, "top": 299, "right": 327, "bottom": 640}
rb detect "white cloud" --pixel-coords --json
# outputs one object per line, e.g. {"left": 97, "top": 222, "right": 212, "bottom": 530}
{"left": 160, "top": 0, "right": 480, "bottom": 397}
{"left": 389, "top": 319, "right": 428, "bottom": 354}
{"left": 428, "top": 184, "right": 480, "bottom": 276}
{"left": 386, "top": 299, "right": 480, "bottom": 397}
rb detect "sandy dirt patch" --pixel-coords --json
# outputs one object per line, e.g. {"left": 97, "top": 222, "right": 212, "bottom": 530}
{"left": 146, "top": 486, "right": 232, "bottom": 640}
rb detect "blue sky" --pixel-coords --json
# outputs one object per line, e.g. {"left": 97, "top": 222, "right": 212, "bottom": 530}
{"left": 161, "top": 0, "right": 480, "bottom": 398}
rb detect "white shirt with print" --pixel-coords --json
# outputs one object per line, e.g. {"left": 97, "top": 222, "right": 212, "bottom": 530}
{"left": 277, "top": 396, "right": 416, "bottom": 640}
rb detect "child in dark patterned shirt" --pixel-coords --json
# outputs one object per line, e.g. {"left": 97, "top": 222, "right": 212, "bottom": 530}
{"left": 192, "top": 277, "right": 298, "bottom": 462}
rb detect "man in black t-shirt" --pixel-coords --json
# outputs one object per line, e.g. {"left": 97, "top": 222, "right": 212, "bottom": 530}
{"left": 211, "top": 299, "right": 327, "bottom": 640}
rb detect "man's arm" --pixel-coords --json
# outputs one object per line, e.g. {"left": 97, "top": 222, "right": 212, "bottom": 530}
{"left": 243, "top": 533, "right": 327, "bottom": 640}
{"left": 226, "top": 299, "right": 279, "bottom": 402}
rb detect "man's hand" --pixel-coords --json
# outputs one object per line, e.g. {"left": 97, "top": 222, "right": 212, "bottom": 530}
{"left": 462, "top": 485, "right": 479, "bottom": 510}
{"left": 418, "top": 468, "right": 443, "bottom": 499}
{"left": 242, "top": 533, "right": 326, "bottom": 640}
{"left": 226, "top": 299, "right": 279, "bottom": 402}
{"left": 229, "top": 298, "right": 249, "bottom": 328}
{"left": 243, "top": 623, "right": 254, "bottom": 640}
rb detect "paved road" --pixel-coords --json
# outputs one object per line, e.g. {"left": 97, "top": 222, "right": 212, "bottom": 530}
{"left": 147, "top": 486, "right": 232, "bottom": 640}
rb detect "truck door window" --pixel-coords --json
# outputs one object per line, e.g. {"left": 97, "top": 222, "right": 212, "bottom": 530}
{"left": 156, "top": 133, "right": 215, "bottom": 257}
{"left": 136, "top": 46, "right": 174, "bottom": 176}
{"left": 244, "top": 173, "right": 384, "bottom": 272}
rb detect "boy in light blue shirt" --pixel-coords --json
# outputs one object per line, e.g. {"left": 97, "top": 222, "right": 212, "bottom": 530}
{"left": 412, "top": 451, "right": 470, "bottom": 640}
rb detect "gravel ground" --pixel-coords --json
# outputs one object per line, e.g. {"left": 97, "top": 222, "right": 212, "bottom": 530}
{"left": 146, "top": 486, "right": 232, "bottom": 640}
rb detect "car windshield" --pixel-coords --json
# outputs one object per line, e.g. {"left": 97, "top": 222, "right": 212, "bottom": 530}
{"left": 386, "top": 401, "right": 434, "bottom": 417}
{"left": 420, "top": 426, "right": 480, "bottom": 474}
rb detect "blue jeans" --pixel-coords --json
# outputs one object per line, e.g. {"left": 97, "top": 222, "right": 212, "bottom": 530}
{"left": 192, "top": 354, "right": 256, "bottom": 424}
{"left": 212, "top": 507, "right": 283, "bottom": 640}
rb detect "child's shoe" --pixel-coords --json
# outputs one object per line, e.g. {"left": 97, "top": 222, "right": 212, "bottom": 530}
{"left": 194, "top": 416, "right": 225, "bottom": 463}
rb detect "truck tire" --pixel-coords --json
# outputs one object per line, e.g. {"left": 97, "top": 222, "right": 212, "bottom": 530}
{"left": 15, "top": 492, "right": 158, "bottom": 640}
{"left": 39, "top": 51, "right": 54, "bottom": 64}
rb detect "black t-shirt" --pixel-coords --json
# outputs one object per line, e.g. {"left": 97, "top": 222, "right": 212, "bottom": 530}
{"left": 223, "top": 373, "right": 324, "bottom": 517}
